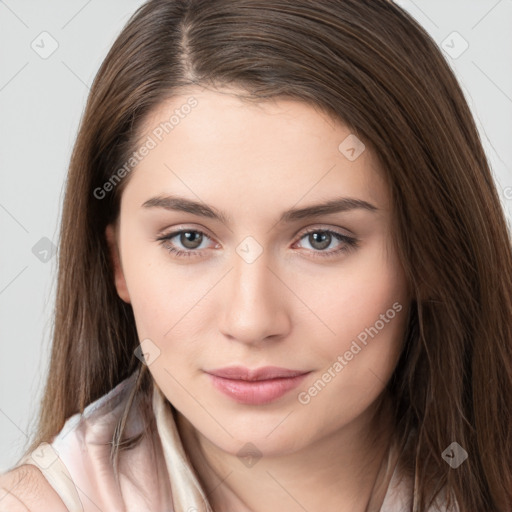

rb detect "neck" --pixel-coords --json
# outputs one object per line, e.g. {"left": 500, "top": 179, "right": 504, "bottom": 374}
{"left": 175, "top": 393, "right": 399, "bottom": 512}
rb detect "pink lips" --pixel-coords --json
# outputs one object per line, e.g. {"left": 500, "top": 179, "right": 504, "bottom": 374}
{"left": 205, "top": 366, "right": 310, "bottom": 405}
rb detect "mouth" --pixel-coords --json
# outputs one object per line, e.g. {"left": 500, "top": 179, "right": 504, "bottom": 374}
{"left": 204, "top": 366, "right": 311, "bottom": 405}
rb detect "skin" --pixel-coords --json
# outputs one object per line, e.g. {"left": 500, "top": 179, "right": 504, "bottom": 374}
{"left": 106, "top": 86, "right": 411, "bottom": 512}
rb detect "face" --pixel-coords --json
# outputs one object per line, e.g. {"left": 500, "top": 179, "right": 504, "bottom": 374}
{"left": 106, "top": 86, "right": 410, "bottom": 457}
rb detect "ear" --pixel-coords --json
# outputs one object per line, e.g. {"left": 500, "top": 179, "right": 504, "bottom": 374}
{"left": 105, "top": 223, "right": 131, "bottom": 304}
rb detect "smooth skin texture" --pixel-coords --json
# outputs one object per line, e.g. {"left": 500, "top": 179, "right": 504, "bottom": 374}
{"left": 106, "top": 86, "right": 411, "bottom": 512}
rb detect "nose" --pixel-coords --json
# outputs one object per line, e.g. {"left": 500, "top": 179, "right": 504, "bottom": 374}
{"left": 218, "top": 247, "right": 291, "bottom": 346}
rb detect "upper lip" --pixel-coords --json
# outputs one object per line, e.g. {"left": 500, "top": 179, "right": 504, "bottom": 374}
{"left": 205, "top": 366, "right": 309, "bottom": 381}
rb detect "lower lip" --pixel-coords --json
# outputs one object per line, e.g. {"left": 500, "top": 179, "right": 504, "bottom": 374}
{"left": 206, "top": 373, "right": 310, "bottom": 405}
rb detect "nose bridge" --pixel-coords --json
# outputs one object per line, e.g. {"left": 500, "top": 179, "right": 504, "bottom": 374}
{"left": 218, "top": 239, "right": 288, "bottom": 343}
{"left": 232, "top": 234, "right": 274, "bottom": 299}
{"left": 233, "top": 246, "right": 272, "bottom": 302}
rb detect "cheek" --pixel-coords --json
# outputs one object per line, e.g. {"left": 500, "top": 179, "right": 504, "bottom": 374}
{"left": 128, "top": 275, "right": 210, "bottom": 347}
{"left": 294, "top": 250, "right": 408, "bottom": 437}
{"left": 122, "top": 255, "right": 222, "bottom": 385}
{"left": 118, "top": 230, "right": 208, "bottom": 336}
{"left": 293, "top": 233, "right": 408, "bottom": 358}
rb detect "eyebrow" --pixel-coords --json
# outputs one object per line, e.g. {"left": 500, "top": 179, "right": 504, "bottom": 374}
{"left": 141, "top": 194, "right": 378, "bottom": 225}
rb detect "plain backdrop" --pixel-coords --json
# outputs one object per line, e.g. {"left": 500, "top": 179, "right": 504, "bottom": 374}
{"left": 1, "top": 0, "right": 511, "bottom": 471}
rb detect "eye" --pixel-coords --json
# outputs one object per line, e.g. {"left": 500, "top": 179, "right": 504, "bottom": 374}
{"left": 155, "top": 226, "right": 359, "bottom": 260}
{"left": 155, "top": 228, "right": 217, "bottom": 258}
{"left": 294, "top": 228, "right": 359, "bottom": 259}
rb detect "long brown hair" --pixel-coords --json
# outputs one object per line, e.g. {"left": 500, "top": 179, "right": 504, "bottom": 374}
{"left": 21, "top": 0, "right": 512, "bottom": 510}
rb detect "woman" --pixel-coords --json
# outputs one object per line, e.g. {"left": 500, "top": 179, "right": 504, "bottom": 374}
{"left": 1, "top": 0, "right": 511, "bottom": 510}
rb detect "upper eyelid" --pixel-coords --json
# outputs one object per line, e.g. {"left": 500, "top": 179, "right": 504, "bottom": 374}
{"left": 157, "top": 225, "right": 213, "bottom": 241}
{"left": 159, "top": 223, "right": 353, "bottom": 238}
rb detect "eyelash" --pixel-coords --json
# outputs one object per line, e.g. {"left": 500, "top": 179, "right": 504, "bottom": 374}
{"left": 155, "top": 227, "right": 359, "bottom": 260}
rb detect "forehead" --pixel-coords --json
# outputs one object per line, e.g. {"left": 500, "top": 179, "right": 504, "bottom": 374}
{"left": 122, "top": 86, "right": 390, "bottom": 217}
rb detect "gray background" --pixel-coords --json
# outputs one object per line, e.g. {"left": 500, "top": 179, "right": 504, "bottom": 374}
{"left": 1, "top": 0, "right": 511, "bottom": 471}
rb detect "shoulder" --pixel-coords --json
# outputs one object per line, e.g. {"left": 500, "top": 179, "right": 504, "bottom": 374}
{"left": 0, "top": 464, "right": 68, "bottom": 512}
{"left": 0, "top": 372, "right": 143, "bottom": 512}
